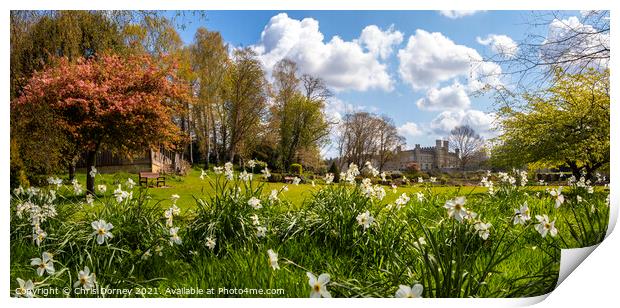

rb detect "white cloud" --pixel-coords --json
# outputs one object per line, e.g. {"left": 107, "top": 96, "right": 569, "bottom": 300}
{"left": 358, "top": 25, "right": 403, "bottom": 60}
{"left": 324, "top": 98, "right": 372, "bottom": 124}
{"left": 253, "top": 13, "right": 394, "bottom": 92}
{"left": 476, "top": 34, "right": 518, "bottom": 58}
{"left": 398, "top": 29, "right": 504, "bottom": 96}
{"left": 542, "top": 16, "right": 609, "bottom": 71}
{"left": 416, "top": 82, "right": 470, "bottom": 111}
{"left": 430, "top": 109, "right": 498, "bottom": 138}
{"left": 439, "top": 10, "right": 485, "bottom": 19}
{"left": 397, "top": 29, "right": 483, "bottom": 90}
{"left": 397, "top": 122, "right": 423, "bottom": 137}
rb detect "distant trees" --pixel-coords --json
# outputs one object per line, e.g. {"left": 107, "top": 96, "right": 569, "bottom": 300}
{"left": 337, "top": 112, "right": 405, "bottom": 170}
{"left": 12, "top": 54, "right": 191, "bottom": 193}
{"left": 271, "top": 59, "right": 331, "bottom": 172}
{"left": 448, "top": 125, "right": 485, "bottom": 170}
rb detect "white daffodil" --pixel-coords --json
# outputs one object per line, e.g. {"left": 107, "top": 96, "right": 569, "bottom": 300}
{"left": 324, "top": 173, "right": 334, "bottom": 184}
{"left": 170, "top": 194, "right": 180, "bottom": 203}
{"left": 239, "top": 170, "right": 252, "bottom": 182}
{"left": 418, "top": 177, "right": 423, "bottom": 183}
{"left": 206, "top": 237, "right": 216, "bottom": 250}
{"left": 213, "top": 166, "right": 224, "bottom": 174}
{"left": 256, "top": 226, "right": 267, "bottom": 238}
{"left": 47, "top": 177, "right": 63, "bottom": 188}
{"left": 224, "top": 162, "right": 234, "bottom": 180}
{"left": 267, "top": 249, "right": 279, "bottom": 270}
{"left": 535, "top": 215, "right": 558, "bottom": 238}
{"left": 97, "top": 184, "right": 107, "bottom": 193}
{"left": 292, "top": 177, "right": 301, "bottom": 185}
{"left": 250, "top": 214, "right": 260, "bottom": 226}
{"left": 311, "top": 181, "right": 316, "bottom": 187}
{"left": 34, "top": 229, "right": 47, "bottom": 246}
{"left": 307, "top": 272, "right": 331, "bottom": 298}
{"left": 86, "top": 194, "right": 94, "bottom": 206}
{"left": 199, "top": 169, "right": 207, "bottom": 180}
{"left": 395, "top": 284, "right": 423, "bottom": 298}
{"left": 113, "top": 185, "right": 129, "bottom": 203}
{"left": 164, "top": 208, "right": 174, "bottom": 227}
{"left": 380, "top": 172, "right": 387, "bottom": 182}
{"left": 89, "top": 166, "right": 97, "bottom": 178}
{"left": 261, "top": 167, "right": 271, "bottom": 179}
{"left": 14, "top": 186, "right": 25, "bottom": 196}
{"left": 248, "top": 159, "right": 256, "bottom": 169}
{"left": 269, "top": 189, "right": 279, "bottom": 202}
{"left": 73, "top": 266, "right": 96, "bottom": 289}
{"left": 15, "top": 278, "right": 34, "bottom": 298}
{"left": 463, "top": 210, "right": 478, "bottom": 221}
{"left": 444, "top": 197, "right": 467, "bottom": 222}
{"left": 415, "top": 192, "right": 424, "bottom": 202}
{"left": 72, "top": 179, "right": 83, "bottom": 195}
{"left": 356, "top": 210, "right": 374, "bottom": 230}
{"left": 91, "top": 219, "right": 114, "bottom": 244}
{"left": 31, "top": 252, "right": 54, "bottom": 276}
{"left": 126, "top": 178, "right": 136, "bottom": 190}
{"left": 513, "top": 202, "right": 531, "bottom": 225}
{"left": 576, "top": 195, "right": 583, "bottom": 203}
{"left": 430, "top": 177, "right": 437, "bottom": 183}
{"left": 395, "top": 193, "right": 410, "bottom": 209}
{"left": 169, "top": 227, "right": 182, "bottom": 245}
{"left": 474, "top": 221, "right": 492, "bottom": 240}
{"left": 549, "top": 187, "right": 565, "bottom": 208}
{"left": 248, "top": 197, "right": 262, "bottom": 209}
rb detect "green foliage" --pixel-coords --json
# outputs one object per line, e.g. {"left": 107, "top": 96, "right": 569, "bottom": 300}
{"left": 493, "top": 69, "right": 609, "bottom": 177}
{"left": 290, "top": 163, "right": 303, "bottom": 176}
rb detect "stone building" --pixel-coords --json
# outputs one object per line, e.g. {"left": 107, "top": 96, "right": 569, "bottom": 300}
{"left": 382, "top": 140, "right": 459, "bottom": 171}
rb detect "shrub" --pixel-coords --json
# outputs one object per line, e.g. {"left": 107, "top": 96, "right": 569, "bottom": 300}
{"left": 290, "top": 163, "right": 303, "bottom": 175}
{"left": 328, "top": 161, "right": 340, "bottom": 183}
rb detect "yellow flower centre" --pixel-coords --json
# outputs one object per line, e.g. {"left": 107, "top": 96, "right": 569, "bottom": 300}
{"left": 454, "top": 204, "right": 462, "bottom": 211}
{"left": 98, "top": 228, "right": 106, "bottom": 235}
{"left": 80, "top": 277, "right": 87, "bottom": 284}
{"left": 313, "top": 283, "right": 321, "bottom": 293}
{"left": 544, "top": 223, "right": 551, "bottom": 229}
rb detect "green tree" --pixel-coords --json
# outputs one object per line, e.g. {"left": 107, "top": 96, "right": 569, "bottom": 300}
{"left": 189, "top": 27, "right": 229, "bottom": 167}
{"left": 221, "top": 48, "right": 268, "bottom": 163}
{"left": 492, "top": 69, "right": 609, "bottom": 178}
{"left": 271, "top": 59, "right": 331, "bottom": 172}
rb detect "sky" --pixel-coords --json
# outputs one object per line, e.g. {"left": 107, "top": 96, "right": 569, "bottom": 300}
{"left": 166, "top": 10, "right": 590, "bottom": 158}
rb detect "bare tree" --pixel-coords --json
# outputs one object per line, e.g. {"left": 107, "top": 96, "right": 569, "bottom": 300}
{"left": 337, "top": 112, "right": 404, "bottom": 170}
{"left": 376, "top": 115, "right": 405, "bottom": 172}
{"left": 449, "top": 125, "right": 485, "bottom": 170}
{"left": 480, "top": 10, "right": 609, "bottom": 108}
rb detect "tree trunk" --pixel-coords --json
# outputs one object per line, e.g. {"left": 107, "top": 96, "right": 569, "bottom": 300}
{"left": 86, "top": 150, "right": 96, "bottom": 195}
{"left": 68, "top": 162, "right": 76, "bottom": 181}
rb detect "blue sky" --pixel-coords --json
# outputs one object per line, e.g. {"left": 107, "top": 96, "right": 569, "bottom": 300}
{"left": 167, "top": 10, "right": 586, "bottom": 157}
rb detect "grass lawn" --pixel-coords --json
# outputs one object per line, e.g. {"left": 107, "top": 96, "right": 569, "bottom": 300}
{"left": 65, "top": 167, "right": 553, "bottom": 210}
{"left": 10, "top": 167, "right": 609, "bottom": 298}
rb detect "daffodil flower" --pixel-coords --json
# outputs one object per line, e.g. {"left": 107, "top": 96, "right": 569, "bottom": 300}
{"left": 395, "top": 283, "right": 423, "bottom": 298}
{"left": 73, "top": 266, "right": 96, "bottom": 289}
{"left": 307, "top": 272, "right": 331, "bottom": 298}
{"left": 30, "top": 252, "right": 54, "bottom": 276}
{"left": 91, "top": 219, "right": 114, "bottom": 244}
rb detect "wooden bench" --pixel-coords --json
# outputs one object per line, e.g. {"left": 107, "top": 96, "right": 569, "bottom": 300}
{"left": 139, "top": 171, "right": 165, "bottom": 187}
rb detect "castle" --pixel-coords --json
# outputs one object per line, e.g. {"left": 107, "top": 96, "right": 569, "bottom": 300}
{"left": 382, "top": 140, "right": 459, "bottom": 172}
